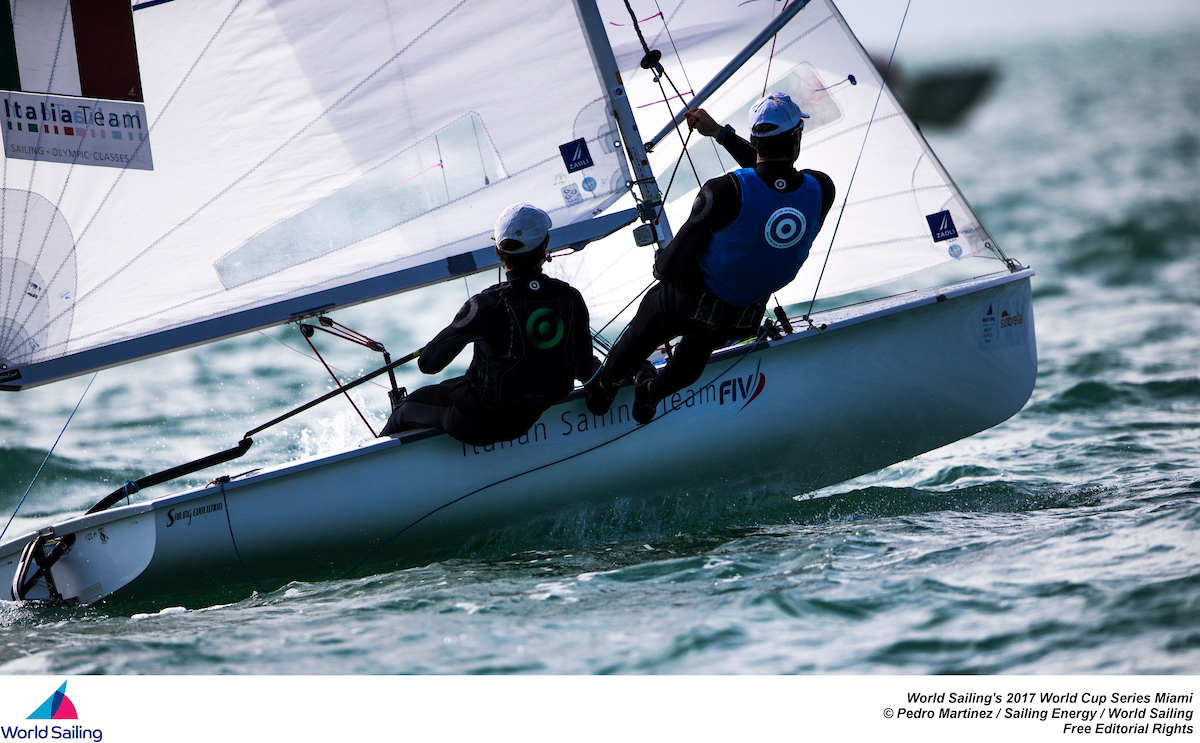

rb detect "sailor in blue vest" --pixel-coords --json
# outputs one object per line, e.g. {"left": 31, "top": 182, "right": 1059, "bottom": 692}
{"left": 380, "top": 204, "right": 598, "bottom": 446}
{"left": 587, "top": 92, "right": 835, "bottom": 424}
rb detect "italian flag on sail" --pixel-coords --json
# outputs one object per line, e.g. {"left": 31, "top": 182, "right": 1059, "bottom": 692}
{"left": 0, "top": 0, "right": 142, "bottom": 101}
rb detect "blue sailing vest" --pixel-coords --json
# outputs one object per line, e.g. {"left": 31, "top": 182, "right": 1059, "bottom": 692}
{"left": 698, "top": 168, "right": 823, "bottom": 307}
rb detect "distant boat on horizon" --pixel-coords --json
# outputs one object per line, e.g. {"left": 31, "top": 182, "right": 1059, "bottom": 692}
{"left": 874, "top": 56, "right": 999, "bottom": 127}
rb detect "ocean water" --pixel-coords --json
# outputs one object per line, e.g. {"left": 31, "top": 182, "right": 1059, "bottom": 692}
{"left": 1, "top": 30, "right": 1199, "bottom": 674}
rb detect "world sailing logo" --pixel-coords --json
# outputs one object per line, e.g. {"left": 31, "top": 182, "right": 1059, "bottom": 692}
{"left": 27, "top": 682, "right": 76, "bottom": 720}
{"left": 2, "top": 681, "right": 103, "bottom": 741}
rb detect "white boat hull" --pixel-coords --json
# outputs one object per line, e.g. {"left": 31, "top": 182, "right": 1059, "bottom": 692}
{"left": 0, "top": 270, "right": 1037, "bottom": 606}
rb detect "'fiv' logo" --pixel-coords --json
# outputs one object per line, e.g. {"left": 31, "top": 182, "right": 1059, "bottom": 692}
{"left": 925, "top": 210, "right": 958, "bottom": 242}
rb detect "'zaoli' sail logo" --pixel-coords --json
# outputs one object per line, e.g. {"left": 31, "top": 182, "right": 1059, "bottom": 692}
{"left": 925, "top": 210, "right": 958, "bottom": 242}
{"left": 28, "top": 681, "right": 77, "bottom": 720}
{"left": 558, "top": 137, "right": 593, "bottom": 173}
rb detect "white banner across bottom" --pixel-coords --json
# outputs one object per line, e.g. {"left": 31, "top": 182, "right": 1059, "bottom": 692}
{"left": 0, "top": 675, "right": 1193, "bottom": 742}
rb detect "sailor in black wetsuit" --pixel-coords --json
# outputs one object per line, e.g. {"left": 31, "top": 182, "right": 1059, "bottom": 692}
{"left": 587, "top": 92, "right": 836, "bottom": 424}
{"left": 380, "top": 204, "right": 597, "bottom": 446}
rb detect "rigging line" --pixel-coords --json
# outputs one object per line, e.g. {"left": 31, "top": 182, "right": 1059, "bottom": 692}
{"left": 220, "top": 481, "right": 265, "bottom": 593}
{"left": 256, "top": 331, "right": 389, "bottom": 390}
{"left": 762, "top": 0, "right": 790, "bottom": 97}
{"left": 621, "top": 0, "right": 654, "bottom": 57}
{"left": 659, "top": 127, "right": 695, "bottom": 205}
{"left": 592, "top": 279, "right": 656, "bottom": 342}
{"left": 649, "top": 0, "right": 729, "bottom": 173}
{"left": 0, "top": 373, "right": 96, "bottom": 543}
{"left": 300, "top": 329, "right": 377, "bottom": 437}
{"left": 0, "top": 0, "right": 73, "bottom": 352}
{"left": 10, "top": 0, "right": 249, "bottom": 352}
{"left": 653, "top": 0, "right": 696, "bottom": 105}
{"left": 340, "top": 327, "right": 770, "bottom": 581}
{"left": 804, "top": 0, "right": 911, "bottom": 319}
{"left": 655, "top": 75, "right": 701, "bottom": 187}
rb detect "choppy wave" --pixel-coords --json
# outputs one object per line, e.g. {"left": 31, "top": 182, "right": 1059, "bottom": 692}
{"left": 1063, "top": 200, "right": 1200, "bottom": 285}
{"left": 1032, "top": 378, "right": 1200, "bottom": 413}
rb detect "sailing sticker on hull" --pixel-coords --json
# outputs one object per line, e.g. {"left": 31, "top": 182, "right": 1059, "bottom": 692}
{"left": 981, "top": 301, "right": 1029, "bottom": 349}
{"left": 981, "top": 304, "right": 996, "bottom": 345}
{"left": 165, "top": 501, "right": 224, "bottom": 527}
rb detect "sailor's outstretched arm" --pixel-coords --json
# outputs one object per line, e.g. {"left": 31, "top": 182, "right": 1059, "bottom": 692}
{"left": 686, "top": 108, "right": 755, "bottom": 168}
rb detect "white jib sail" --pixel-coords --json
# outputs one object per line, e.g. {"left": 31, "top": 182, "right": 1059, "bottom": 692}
{"left": 0, "top": 0, "right": 632, "bottom": 388}
{"left": 561, "top": 0, "right": 1002, "bottom": 327}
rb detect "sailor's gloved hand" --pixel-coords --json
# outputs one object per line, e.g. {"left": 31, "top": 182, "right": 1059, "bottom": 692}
{"left": 685, "top": 108, "right": 721, "bottom": 137}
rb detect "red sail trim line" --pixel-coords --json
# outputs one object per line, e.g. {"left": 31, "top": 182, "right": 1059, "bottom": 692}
{"left": 393, "top": 161, "right": 444, "bottom": 186}
{"left": 608, "top": 12, "right": 662, "bottom": 26}
{"left": 636, "top": 90, "right": 694, "bottom": 109}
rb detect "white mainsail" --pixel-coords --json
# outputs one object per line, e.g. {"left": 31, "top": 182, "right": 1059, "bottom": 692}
{"left": 563, "top": 0, "right": 1004, "bottom": 325}
{"left": 1, "top": 0, "right": 634, "bottom": 388}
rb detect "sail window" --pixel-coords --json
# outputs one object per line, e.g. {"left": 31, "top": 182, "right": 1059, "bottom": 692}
{"left": 215, "top": 112, "right": 505, "bottom": 289}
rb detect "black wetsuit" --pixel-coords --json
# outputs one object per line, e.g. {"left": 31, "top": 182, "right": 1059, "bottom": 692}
{"left": 598, "top": 130, "right": 835, "bottom": 402}
{"left": 380, "top": 270, "right": 596, "bottom": 446}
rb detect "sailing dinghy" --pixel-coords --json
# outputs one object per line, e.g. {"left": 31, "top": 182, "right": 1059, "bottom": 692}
{"left": 0, "top": 0, "right": 1035, "bottom": 606}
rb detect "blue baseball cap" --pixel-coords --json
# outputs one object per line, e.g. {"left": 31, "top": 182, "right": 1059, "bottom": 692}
{"left": 749, "top": 92, "right": 809, "bottom": 137}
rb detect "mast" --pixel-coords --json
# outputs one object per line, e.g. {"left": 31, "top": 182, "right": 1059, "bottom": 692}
{"left": 571, "top": 0, "right": 673, "bottom": 249}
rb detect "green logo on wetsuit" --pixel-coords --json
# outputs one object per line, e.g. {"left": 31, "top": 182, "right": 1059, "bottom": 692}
{"left": 525, "top": 307, "right": 565, "bottom": 350}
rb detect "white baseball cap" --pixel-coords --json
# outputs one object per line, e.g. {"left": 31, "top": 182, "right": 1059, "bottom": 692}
{"left": 749, "top": 92, "right": 809, "bottom": 137}
{"left": 494, "top": 203, "right": 552, "bottom": 254}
